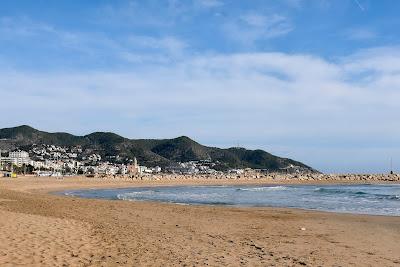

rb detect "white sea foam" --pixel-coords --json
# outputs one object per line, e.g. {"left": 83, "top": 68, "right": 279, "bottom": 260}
{"left": 238, "top": 186, "right": 288, "bottom": 192}
{"left": 117, "top": 190, "right": 156, "bottom": 200}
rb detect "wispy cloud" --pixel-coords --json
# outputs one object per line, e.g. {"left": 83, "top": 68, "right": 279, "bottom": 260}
{"left": 0, "top": 16, "right": 66, "bottom": 40}
{"left": 0, "top": 16, "right": 189, "bottom": 67}
{"left": 282, "top": 0, "right": 303, "bottom": 9}
{"left": 119, "top": 35, "right": 188, "bottom": 63}
{"left": 127, "top": 35, "right": 188, "bottom": 56}
{"left": 196, "top": 0, "right": 223, "bottom": 8}
{"left": 0, "top": 16, "right": 121, "bottom": 55}
{"left": 343, "top": 46, "right": 400, "bottom": 74}
{"left": 353, "top": 0, "right": 365, "bottom": 11}
{"left": 223, "top": 12, "right": 293, "bottom": 46}
{"left": 345, "top": 27, "right": 377, "bottom": 40}
{"left": 95, "top": 1, "right": 174, "bottom": 28}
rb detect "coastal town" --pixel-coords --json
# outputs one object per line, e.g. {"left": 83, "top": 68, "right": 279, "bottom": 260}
{"left": 0, "top": 145, "right": 159, "bottom": 177}
{"left": 0, "top": 144, "right": 293, "bottom": 178}
{"left": 1, "top": 146, "right": 399, "bottom": 182}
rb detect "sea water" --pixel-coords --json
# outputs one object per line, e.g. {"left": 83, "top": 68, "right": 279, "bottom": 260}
{"left": 61, "top": 184, "right": 400, "bottom": 216}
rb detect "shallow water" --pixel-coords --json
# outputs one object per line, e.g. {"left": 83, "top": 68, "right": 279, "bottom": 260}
{"left": 61, "top": 184, "right": 400, "bottom": 216}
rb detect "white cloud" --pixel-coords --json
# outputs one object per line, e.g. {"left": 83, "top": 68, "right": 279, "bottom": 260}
{"left": 223, "top": 13, "right": 293, "bottom": 46}
{"left": 343, "top": 46, "right": 400, "bottom": 74}
{"left": 128, "top": 35, "right": 187, "bottom": 55}
{"left": 1, "top": 48, "right": 399, "bottom": 133}
{"left": 240, "top": 13, "right": 285, "bottom": 28}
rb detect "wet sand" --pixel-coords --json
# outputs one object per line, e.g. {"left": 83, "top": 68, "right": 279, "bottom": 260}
{"left": 0, "top": 176, "right": 399, "bottom": 266}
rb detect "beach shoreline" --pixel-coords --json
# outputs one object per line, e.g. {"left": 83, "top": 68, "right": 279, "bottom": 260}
{"left": 0, "top": 176, "right": 399, "bottom": 266}
{"left": 3, "top": 175, "right": 400, "bottom": 194}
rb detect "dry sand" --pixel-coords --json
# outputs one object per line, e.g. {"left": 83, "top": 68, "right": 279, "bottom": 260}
{"left": 0, "top": 176, "right": 399, "bottom": 266}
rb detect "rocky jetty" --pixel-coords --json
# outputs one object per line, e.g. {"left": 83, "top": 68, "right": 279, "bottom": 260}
{"left": 87, "top": 172, "right": 400, "bottom": 182}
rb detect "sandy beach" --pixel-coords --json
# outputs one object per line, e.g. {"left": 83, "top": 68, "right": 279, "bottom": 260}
{"left": 0, "top": 176, "right": 399, "bottom": 266}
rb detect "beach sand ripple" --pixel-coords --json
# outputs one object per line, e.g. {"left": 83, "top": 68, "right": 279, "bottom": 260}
{"left": 0, "top": 209, "right": 109, "bottom": 266}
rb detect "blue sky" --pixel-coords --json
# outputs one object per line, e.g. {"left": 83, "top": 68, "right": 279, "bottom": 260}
{"left": 1, "top": 0, "right": 400, "bottom": 173}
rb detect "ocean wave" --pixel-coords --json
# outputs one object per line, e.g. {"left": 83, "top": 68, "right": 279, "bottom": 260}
{"left": 314, "top": 188, "right": 349, "bottom": 194}
{"left": 237, "top": 186, "right": 288, "bottom": 192}
{"left": 314, "top": 188, "right": 367, "bottom": 194}
{"left": 314, "top": 188, "right": 400, "bottom": 201}
{"left": 117, "top": 190, "right": 157, "bottom": 200}
{"left": 374, "top": 194, "right": 400, "bottom": 201}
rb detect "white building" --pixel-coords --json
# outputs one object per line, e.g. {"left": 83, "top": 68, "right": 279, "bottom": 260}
{"left": 31, "top": 161, "right": 45, "bottom": 169}
{"left": 9, "top": 151, "right": 31, "bottom": 167}
{"left": 228, "top": 169, "right": 244, "bottom": 175}
{"left": 9, "top": 151, "right": 29, "bottom": 158}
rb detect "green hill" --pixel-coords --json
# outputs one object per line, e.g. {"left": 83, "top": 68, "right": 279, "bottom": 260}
{"left": 0, "top": 125, "right": 316, "bottom": 172}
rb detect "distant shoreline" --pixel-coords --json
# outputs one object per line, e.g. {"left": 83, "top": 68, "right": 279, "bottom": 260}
{"left": 2, "top": 174, "right": 400, "bottom": 194}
